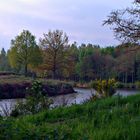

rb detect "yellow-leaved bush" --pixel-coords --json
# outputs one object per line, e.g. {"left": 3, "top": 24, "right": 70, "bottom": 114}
{"left": 90, "top": 79, "right": 117, "bottom": 97}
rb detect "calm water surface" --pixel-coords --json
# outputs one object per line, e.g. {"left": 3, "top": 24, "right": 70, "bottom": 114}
{"left": 0, "top": 88, "right": 139, "bottom": 116}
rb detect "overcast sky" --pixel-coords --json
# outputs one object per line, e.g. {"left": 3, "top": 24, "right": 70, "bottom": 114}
{"left": 0, "top": 0, "right": 133, "bottom": 50}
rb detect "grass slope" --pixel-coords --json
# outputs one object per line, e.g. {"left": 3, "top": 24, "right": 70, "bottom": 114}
{"left": 0, "top": 75, "right": 75, "bottom": 85}
{"left": 0, "top": 94, "right": 140, "bottom": 140}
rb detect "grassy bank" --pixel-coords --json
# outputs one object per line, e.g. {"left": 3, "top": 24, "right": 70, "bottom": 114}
{"left": 0, "top": 75, "right": 75, "bottom": 99}
{"left": 75, "top": 81, "right": 140, "bottom": 90}
{"left": 0, "top": 94, "right": 140, "bottom": 139}
{"left": 0, "top": 75, "right": 72, "bottom": 85}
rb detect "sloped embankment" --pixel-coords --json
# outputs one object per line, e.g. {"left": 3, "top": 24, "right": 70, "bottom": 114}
{"left": 0, "top": 93, "right": 140, "bottom": 139}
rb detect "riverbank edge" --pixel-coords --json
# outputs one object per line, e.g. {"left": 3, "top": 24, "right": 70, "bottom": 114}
{"left": 0, "top": 93, "right": 140, "bottom": 139}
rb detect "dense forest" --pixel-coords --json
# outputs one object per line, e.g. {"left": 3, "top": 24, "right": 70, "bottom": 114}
{"left": 0, "top": 0, "right": 139, "bottom": 83}
{"left": 0, "top": 37, "right": 140, "bottom": 83}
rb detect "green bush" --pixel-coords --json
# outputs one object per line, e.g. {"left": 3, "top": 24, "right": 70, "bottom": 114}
{"left": 135, "top": 81, "right": 140, "bottom": 89}
{"left": 115, "top": 82, "right": 124, "bottom": 89}
{"left": 11, "top": 80, "right": 53, "bottom": 116}
{"left": 115, "top": 82, "right": 138, "bottom": 89}
{"left": 128, "top": 83, "right": 136, "bottom": 89}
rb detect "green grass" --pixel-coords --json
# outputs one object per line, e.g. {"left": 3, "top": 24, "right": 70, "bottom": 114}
{"left": 0, "top": 75, "right": 75, "bottom": 86}
{"left": 0, "top": 94, "right": 140, "bottom": 140}
{"left": 0, "top": 75, "right": 32, "bottom": 84}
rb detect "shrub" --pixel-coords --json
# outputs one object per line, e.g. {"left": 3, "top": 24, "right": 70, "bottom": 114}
{"left": 115, "top": 82, "right": 124, "bottom": 89}
{"left": 128, "top": 83, "right": 136, "bottom": 89}
{"left": 11, "top": 80, "right": 53, "bottom": 116}
{"left": 90, "top": 79, "right": 117, "bottom": 97}
{"left": 135, "top": 81, "right": 140, "bottom": 89}
{"left": 116, "top": 82, "right": 138, "bottom": 89}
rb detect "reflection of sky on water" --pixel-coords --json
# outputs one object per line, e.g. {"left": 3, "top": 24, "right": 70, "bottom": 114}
{"left": 0, "top": 88, "right": 139, "bottom": 116}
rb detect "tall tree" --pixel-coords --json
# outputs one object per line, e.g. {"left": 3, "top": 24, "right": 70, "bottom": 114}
{"left": 103, "top": 0, "right": 140, "bottom": 44}
{"left": 0, "top": 48, "right": 11, "bottom": 71}
{"left": 40, "top": 30, "right": 69, "bottom": 79}
{"left": 8, "top": 30, "right": 42, "bottom": 76}
{"left": 76, "top": 44, "right": 102, "bottom": 81}
{"left": 63, "top": 42, "right": 79, "bottom": 80}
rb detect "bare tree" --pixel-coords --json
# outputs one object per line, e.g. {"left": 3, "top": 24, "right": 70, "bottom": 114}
{"left": 103, "top": 0, "right": 140, "bottom": 44}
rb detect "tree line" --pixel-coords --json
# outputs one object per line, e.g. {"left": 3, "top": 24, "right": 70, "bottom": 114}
{"left": 0, "top": 0, "right": 139, "bottom": 83}
{"left": 0, "top": 29, "right": 140, "bottom": 83}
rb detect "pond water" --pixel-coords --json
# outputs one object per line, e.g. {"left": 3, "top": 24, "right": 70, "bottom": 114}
{"left": 0, "top": 88, "right": 140, "bottom": 116}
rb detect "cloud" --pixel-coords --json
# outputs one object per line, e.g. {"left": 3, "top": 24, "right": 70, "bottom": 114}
{"left": 0, "top": 0, "right": 133, "bottom": 50}
{"left": 17, "top": 0, "right": 40, "bottom": 5}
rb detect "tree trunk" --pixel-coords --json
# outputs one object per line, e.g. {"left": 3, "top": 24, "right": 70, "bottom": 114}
{"left": 52, "top": 68, "right": 56, "bottom": 79}
{"left": 123, "top": 73, "right": 125, "bottom": 83}
{"left": 24, "top": 64, "right": 28, "bottom": 77}
{"left": 125, "top": 72, "right": 128, "bottom": 83}
{"left": 133, "top": 59, "right": 137, "bottom": 82}
{"left": 52, "top": 51, "right": 56, "bottom": 79}
{"left": 132, "top": 72, "right": 134, "bottom": 83}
